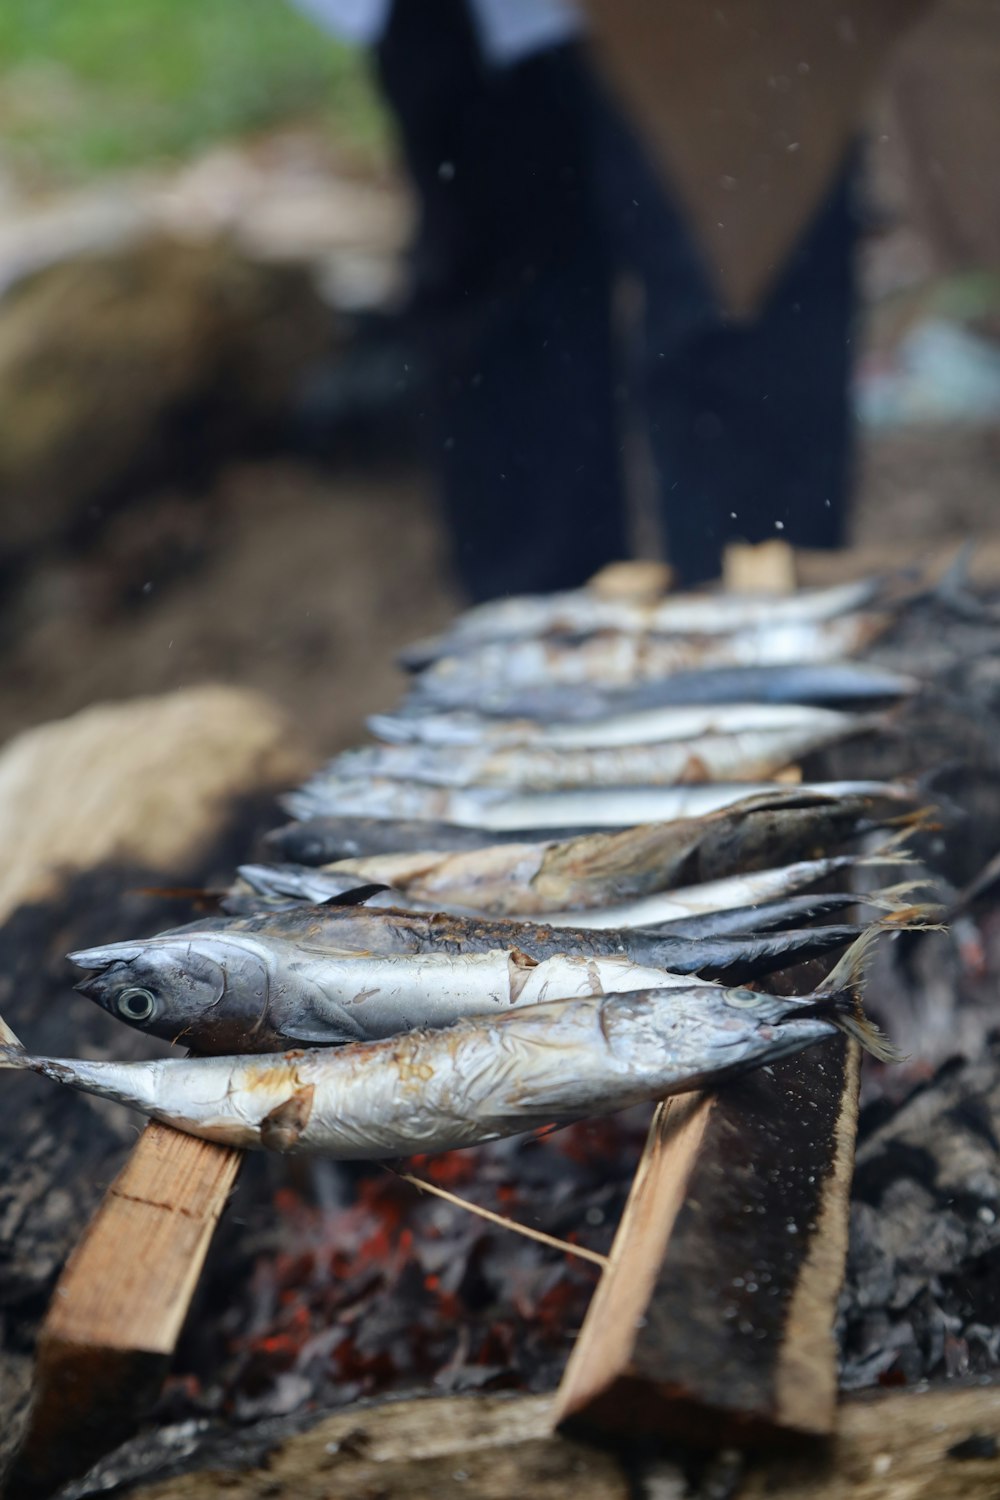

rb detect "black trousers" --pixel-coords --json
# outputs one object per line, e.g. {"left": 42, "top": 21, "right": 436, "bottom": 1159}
{"left": 376, "top": 1, "right": 857, "bottom": 599}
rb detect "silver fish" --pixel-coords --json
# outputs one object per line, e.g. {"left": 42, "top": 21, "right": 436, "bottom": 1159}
{"left": 328, "top": 716, "right": 871, "bottom": 792}
{"left": 402, "top": 577, "right": 890, "bottom": 664}
{"left": 70, "top": 936, "right": 687, "bottom": 1052}
{"left": 285, "top": 777, "right": 913, "bottom": 831}
{"left": 2, "top": 935, "right": 896, "bottom": 1160}
{"left": 402, "top": 660, "right": 917, "bottom": 718}
{"left": 235, "top": 852, "right": 868, "bottom": 926}
{"left": 368, "top": 701, "right": 863, "bottom": 750}
{"left": 262, "top": 816, "right": 606, "bottom": 865}
{"left": 413, "top": 615, "right": 891, "bottom": 706}
{"left": 271, "top": 792, "right": 912, "bottom": 915}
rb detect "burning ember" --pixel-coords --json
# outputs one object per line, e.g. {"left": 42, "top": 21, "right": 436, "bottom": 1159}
{"left": 164, "top": 1115, "right": 648, "bottom": 1423}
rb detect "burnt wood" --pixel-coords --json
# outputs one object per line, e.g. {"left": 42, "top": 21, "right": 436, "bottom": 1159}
{"left": 555, "top": 1037, "right": 860, "bottom": 1445}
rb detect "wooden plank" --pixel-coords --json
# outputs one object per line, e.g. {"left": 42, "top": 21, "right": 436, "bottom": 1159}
{"left": 6, "top": 1123, "right": 242, "bottom": 1499}
{"left": 554, "top": 1038, "right": 860, "bottom": 1445}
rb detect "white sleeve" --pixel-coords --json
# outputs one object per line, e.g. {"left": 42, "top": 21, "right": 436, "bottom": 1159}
{"left": 468, "top": 0, "right": 583, "bottom": 67}
{"left": 285, "top": 0, "right": 392, "bottom": 46}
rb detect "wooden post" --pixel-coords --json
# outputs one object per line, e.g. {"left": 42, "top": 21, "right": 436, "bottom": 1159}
{"left": 554, "top": 1037, "right": 860, "bottom": 1444}
{"left": 5, "top": 1125, "right": 243, "bottom": 1499}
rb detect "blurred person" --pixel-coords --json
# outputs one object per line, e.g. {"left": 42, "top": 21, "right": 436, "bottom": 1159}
{"left": 291, "top": 0, "right": 858, "bottom": 598}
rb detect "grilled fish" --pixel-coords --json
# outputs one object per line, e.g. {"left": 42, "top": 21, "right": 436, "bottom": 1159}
{"left": 328, "top": 715, "right": 871, "bottom": 792}
{"left": 413, "top": 615, "right": 891, "bottom": 710}
{"left": 285, "top": 790, "right": 908, "bottom": 914}
{"left": 401, "top": 577, "right": 890, "bottom": 665}
{"left": 3, "top": 935, "right": 896, "bottom": 1160}
{"left": 368, "top": 701, "right": 864, "bottom": 750}
{"left": 402, "top": 660, "right": 917, "bottom": 719}
{"left": 285, "top": 777, "right": 914, "bottom": 831}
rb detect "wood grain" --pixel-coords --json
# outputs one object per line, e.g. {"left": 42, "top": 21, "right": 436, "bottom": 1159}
{"left": 111, "top": 1383, "right": 1000, "bottom": 1500}
{"left": 554, "top": 1039, "right": 861, "bottom": 1445}
{"left": 6, "top": 1123, "right": 242, "bottom": 1498}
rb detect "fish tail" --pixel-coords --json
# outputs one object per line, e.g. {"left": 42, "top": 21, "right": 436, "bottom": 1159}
{"left": 803, "top": 928, "right": 905, "bottom": 1063}
{"left": 828, "top": 1005, "right": 906, "bottom": 1064}
{"left": 881, "top": 804, "right": 942, "bottom": 835}
{"left": 857, "top": 823, "right": 927, "bottom": 865}
{"left": 863, "top": 877, "right": 937, "bottom": 908}
{"left": 817, "top": 927, "right": 883, "bottom": 996}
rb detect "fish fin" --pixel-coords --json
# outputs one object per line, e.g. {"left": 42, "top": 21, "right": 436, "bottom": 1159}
{"left": 879, "top": 905, "right": 948, "bottom": 930}
{"left": 862, "top": 878, "right": 941, "bottom": 913}
{"left": 0, "top": 1013, "right": 24, "bottom": 1053}
{"left": 276, "top": 1018, "right": 360, "bottom": 1046}
{"left": 260, "top": 1085, "right": 315, "bottom": 1152}
{"left": 320, "top": 883, "right": 393, "bottom": 908}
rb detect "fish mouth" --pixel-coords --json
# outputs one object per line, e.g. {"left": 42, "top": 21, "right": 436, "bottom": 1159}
{"left": 73, "top": 974, "right": 110, "bottom": 1000}
{"left": 67, "top": 944, "right": 145, "bottom": 970}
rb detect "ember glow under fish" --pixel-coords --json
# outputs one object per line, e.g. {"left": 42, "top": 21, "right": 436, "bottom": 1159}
{"left": 3, "top": 936, "right": 897, "bottom": 1160}
{"left": 401, "top": 577, "right": 890, "bottom": 665}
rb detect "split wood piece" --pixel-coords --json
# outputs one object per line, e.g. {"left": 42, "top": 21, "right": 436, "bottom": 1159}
{"left": 588, "top": 558, "right": 675, "bottom": 602}
{"left": 554, "top": 1037, "right": 860, "bottom": 1447}
{"left": 5, "top": 1123, "right": 243, "bottom": 1500}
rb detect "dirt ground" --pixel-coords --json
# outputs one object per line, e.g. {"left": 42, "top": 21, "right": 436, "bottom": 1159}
{"left": 0, "top": 461, "right": 458, "bottom": 760}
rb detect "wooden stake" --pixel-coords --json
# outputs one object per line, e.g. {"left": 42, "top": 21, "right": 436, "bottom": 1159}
{"left": 6, "top": 1123, "right": 242, "bottom": 1499}
{"left": 554, "top": 1038, "right": 860, "bottom": 1446}
{"left": 723, "top": 539, "right": 798, "bottom": 594}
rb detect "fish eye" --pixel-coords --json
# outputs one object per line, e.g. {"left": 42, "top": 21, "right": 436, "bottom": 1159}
{"left": 116, "top": 987, "right": 157, "bottom": 1022}
{"left": 725, "top": 991, "right": 763, "bottom": 1009}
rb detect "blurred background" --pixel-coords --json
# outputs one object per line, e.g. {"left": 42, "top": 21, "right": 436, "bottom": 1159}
{"left": 1, "top": 0, "right": 999, "bottom": 759}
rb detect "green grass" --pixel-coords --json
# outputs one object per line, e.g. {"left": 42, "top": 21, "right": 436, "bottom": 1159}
{"left": 0, "top": 0, "right": 388, "bottom": 182}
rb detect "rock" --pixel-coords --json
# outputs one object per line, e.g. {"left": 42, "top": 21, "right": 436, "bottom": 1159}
{"left": 0, "top": 237, "right": 340, "bottom": 563}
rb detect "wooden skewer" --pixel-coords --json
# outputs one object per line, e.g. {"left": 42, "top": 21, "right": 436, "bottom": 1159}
{"left": 6, "top": 1124, "right": 243, "bottom": 1500}
{"left": 553, "top": 1038, "right": 860, "bottom": 1445}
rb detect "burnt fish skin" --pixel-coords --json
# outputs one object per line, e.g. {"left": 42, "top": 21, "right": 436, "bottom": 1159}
{"left": 296, "top": 789, "right": 916, "bottom": 915}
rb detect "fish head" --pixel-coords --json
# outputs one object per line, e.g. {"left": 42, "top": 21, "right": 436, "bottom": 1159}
{"left": 68, "top": 933, "right": 280, "bottom": 1053}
